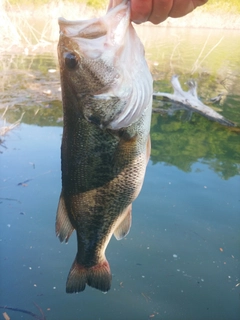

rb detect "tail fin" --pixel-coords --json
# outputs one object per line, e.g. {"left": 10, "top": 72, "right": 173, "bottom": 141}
{"left": 66, "top": 258, "right": 112, "bottom": 293}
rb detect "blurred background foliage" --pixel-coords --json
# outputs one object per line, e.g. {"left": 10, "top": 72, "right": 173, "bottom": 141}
{"left": 6, "top": 0, "right": 108, "bottom": 9}
{"left": 5, "top": 0, "right": 240, "bottom": 12}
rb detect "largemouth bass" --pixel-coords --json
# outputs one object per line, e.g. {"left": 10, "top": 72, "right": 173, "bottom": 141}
{"left": 56, "top": 0, "right": 153, "bottom": 293}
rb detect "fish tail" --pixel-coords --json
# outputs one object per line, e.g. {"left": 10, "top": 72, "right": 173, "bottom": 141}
{"left": 66, "top": 258, "right": 112, "bottom": 293}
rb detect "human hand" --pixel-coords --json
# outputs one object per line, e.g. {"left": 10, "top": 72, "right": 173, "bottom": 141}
{"left": 130, "top": 0, "right": 208, "bottom": 24}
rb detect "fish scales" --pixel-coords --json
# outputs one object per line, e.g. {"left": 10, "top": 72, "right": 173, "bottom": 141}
{"left": 56, "top": 0, "right": 153, "bottom": 293}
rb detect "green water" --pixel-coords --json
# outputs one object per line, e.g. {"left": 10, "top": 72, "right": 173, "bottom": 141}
{"left": 0, "top": 27, "right": 240, "bottom": 319}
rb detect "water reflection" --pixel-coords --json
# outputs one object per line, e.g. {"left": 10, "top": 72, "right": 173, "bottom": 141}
{"left": 1, "top": 46, "right": 240, "bottom": 180}
{"left": 151, "top": 112, "right": 240, "bottom": 179}
{"left": 1, "top": 26, "right": 240, "bottom": 320}
{"left": 2, "top": 94, "right": 240, "bottom": 180}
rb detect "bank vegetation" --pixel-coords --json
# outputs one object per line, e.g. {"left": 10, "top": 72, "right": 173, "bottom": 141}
{"left": 0, "top": 0, "right": 240, "bottom": 53}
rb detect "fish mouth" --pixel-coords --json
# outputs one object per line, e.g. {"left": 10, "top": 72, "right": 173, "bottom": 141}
{"left": 57, "top": 0, "right": 153, "bottom": 130}
{"left": 58, "top": 17, "right": 108, "bottom": 39}
{"left": 58, "top": 0, "right": 129, "bottom": 39}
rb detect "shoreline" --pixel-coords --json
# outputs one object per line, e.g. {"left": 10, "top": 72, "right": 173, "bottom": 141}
{"left": 0, "top": 3, "right": 240, "bottom": 54}
{"left": 158, "top": 9, "right": 240, "bottom": 30}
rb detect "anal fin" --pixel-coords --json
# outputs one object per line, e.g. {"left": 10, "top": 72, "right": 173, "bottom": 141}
{"left": 114, "top": 204, "right": 132, "bottom": 240}
{"left": 56, "top": 192, "right": 74, "bottom": 243}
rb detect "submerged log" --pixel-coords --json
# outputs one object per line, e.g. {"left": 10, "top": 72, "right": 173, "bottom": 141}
{"left": 153, "top": 75, "right": 235, "bottom": 127}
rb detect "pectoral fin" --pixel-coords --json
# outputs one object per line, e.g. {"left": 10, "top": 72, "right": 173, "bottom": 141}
{"left": 146, "top": 134, "right": 151, "bottom": 163}
{"left": 56, "top": 192, "right": 74, "bottom": 243}
{"left": 82, "top": 95, "right": 122, "bottom": 128}
{"left": 114, "top": 204, "right": 132, "bottom": 240}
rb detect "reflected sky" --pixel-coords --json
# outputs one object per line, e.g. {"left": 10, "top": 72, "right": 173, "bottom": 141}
{"left": 0, "top": 123, "right": 239, "bottom": 320}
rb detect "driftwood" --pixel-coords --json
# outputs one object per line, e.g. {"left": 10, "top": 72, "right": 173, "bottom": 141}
{"left": 153, "top": 75, "right": 235, "bottom": 127}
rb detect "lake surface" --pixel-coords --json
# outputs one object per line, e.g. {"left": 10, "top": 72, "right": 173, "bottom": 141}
{"left": 0, "top": 26, "right": 240, "bottom": 320}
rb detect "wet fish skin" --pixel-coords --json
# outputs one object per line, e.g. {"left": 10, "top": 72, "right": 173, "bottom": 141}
{"left": 56, "top": 0, "right": 152, "bottom": 293}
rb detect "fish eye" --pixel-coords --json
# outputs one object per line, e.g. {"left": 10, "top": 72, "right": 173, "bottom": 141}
{"left": 65, "top": 52, "right": 78, "bottom": 69}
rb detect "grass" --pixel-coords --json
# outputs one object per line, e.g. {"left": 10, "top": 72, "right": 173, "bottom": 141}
{"left": 204, "top": 0, "right": 240, "bottom": 14}
{"left": 0, "top": 0, "right": 109, "bottom": 53}
{"left": 190, "top": 33, "right": 225, "bottom": 75}
{"left": 7, "top": 0, "right": 108, "bottom": 9}
{"left": 0, "top": 0, "right": 239, "bottom": 53}
{"left": 0, "top": 107, "right": 25, "bottom": 136}
{"left": 6, "top": 0, "right": 240, "bottom": 12}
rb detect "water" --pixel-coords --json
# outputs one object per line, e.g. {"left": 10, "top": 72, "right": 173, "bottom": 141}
{"left": 0, "top": 26, "right": 240, "bottom": 320}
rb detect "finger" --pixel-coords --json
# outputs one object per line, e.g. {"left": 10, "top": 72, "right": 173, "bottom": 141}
{"left": 148, "top": 0, "right": 173, "bottom": 24}
{"left": 130, "top": 0, "right": 153, "bottom": 23}
{"left": 193, "top": 0, "right": 209, "bottom": 8}
{"left": 169, "top": 0, "right": 208, "bottom": 18}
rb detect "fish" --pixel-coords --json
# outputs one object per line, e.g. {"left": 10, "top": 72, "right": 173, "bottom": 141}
{"left": 56, "top": 0, "right": 153, "bottom": 293}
